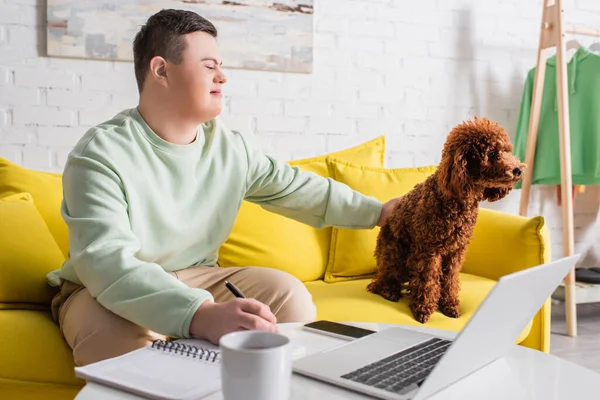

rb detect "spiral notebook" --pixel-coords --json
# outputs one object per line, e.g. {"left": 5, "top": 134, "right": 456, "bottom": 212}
{"left": 74, "top": 338, "right": 222, "bottom": 400}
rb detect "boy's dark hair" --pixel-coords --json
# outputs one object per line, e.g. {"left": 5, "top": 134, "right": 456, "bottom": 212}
{"left": 132, "top": 9, "right": 217, "bottom": 92}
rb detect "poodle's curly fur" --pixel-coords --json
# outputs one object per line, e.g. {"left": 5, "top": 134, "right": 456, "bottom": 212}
{"left": 367, "top": 117, "right": 525, "bottom": 324}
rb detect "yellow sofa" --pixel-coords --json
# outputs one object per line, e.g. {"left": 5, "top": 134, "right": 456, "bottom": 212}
{"left": 0, "top": 136, "right": 552, "bottom": 400}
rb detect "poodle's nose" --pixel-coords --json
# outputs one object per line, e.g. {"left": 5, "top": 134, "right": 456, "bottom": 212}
{"left": 513, "top": 167, "right": 523, "bottom": 177}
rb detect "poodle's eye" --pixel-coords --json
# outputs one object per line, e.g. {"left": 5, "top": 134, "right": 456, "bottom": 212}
{"left": 488, "top": 150, "right": 499, "bottom": 161}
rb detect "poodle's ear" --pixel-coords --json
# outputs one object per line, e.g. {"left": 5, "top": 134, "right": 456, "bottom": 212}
{"left": 483, "top": 187, "right": 511, "bottom": 202}
{"left": 437, "top": 147, "right": 474, "bottom": 198}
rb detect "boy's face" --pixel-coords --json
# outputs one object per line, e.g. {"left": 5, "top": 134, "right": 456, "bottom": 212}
{"left": 164, "top": 31, "right": 227, "bottom": 123}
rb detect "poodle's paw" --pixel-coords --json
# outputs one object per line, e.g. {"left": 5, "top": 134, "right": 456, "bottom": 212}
{"left": 381, "top": 291, "right": 402, "bottom": 302}
{"left": 367, "top": 281, "right": 401, "bottom": 302}
{"left": 366, "top": 281, "right": 380, "bottom": 295}
{"left": 439, "top": 303, "right": 460, "bottom": 319}
{"left": 410, "top": 304, "right": 433, "bottom": 324}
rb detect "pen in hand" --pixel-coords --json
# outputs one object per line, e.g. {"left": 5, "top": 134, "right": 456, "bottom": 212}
{"left": 224, "top": 280, "right": 278, "bottom": 330}
{"left": 224, "top": 280, "right": 246, "bottom": 299}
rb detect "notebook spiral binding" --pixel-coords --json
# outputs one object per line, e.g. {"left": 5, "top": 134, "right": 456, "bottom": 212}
{"left": 151, "top": 339, "right": 220, "bottom": 363}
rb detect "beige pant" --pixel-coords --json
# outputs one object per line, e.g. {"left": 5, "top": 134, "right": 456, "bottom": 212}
{"left": 51, "top": 265, "right": 317, "bottom": 366}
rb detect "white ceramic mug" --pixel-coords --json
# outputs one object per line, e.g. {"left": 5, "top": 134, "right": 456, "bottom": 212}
{"left": 219, "top": 330, "right": 292, "bottom": 400}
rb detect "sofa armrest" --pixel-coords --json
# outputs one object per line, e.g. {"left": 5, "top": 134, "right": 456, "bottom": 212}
{"left": 463, "top": 207, "right": 552, "bottom": 353}
{"left": 463, "top": 208, "right": 551, "bottom": 281}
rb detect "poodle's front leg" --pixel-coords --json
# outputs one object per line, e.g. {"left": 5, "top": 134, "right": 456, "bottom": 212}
{"left": 367, "top": 256, "right": 405, "bottom": 302}
{"left": 408, "top": 253, "right": 442, "bottom": 324}
{"left": 439, "top": 249, "right": 465, "bottom": 318}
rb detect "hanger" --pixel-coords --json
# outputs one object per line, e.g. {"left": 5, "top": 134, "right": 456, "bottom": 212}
{"left": 566, "top": 39, "right": 581, "bottom": 50}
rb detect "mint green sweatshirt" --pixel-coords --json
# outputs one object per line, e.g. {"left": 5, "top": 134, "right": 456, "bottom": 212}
{"left": 46, "top": 108, "right": 382, "bottom": 338}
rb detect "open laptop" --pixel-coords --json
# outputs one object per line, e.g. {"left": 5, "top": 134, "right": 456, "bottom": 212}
{"left": 293, "top": 254, "right": 580, "bottom": 400}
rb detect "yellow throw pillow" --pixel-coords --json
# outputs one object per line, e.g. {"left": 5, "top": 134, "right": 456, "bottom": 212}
{"left": 0, "top": 193, "right": 65, "bottom": 305}
{"left": 218, "top": 136, "right": 386, "bottom": 282}
{"left": 0, "top": 158, "right": 67, "bottom": 257}
{"left": 325, "top": 158, "right": 437, "bottom": 283}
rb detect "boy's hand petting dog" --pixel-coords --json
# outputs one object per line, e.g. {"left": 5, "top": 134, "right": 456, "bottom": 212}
{"left": 377, "top": 197, "right": 402, "bottom": 227}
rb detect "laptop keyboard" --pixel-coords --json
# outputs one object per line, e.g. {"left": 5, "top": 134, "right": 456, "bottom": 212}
{"left": 340, "top": 337, "right": 452, "bottom": 394}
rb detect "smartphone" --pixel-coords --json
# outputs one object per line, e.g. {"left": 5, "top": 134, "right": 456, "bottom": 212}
{"left": 302, "top": 320, "right": 376, "bottom": 340}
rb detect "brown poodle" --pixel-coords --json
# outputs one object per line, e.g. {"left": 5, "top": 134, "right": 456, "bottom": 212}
{"left": 367, "top": 117, "right": 525, "bottom": 323}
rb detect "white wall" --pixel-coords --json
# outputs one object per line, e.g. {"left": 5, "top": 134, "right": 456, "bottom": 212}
{"left": 1, "top": 0, "right": 600, "bottom": 260}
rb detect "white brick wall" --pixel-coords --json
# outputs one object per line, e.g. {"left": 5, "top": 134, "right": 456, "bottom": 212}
{"left": 1, "top": 0, "right": 600, "bottom": 259}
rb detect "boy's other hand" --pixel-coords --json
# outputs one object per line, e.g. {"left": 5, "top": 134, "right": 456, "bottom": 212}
{"left": 190, "top": 298, "right": 278, "bottom": 345}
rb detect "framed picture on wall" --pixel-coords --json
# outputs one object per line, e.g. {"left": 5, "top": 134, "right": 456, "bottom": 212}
{"left": 46, "top": 0, "right": 314, "bottom": 73}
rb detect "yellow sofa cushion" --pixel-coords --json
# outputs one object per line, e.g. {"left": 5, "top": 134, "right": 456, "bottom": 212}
{"left": 0, "top": 158, "right": 68, "bottom": 257}
{"left": 0, "top": 193, "right": 65, "bottom": 306}
{"left": 324, "top": 158, "right": 437, "bottom": 282}
{"left": 218, "top": 136, "right": 386, "bottom": 282}
{"left": 0, "top": 310, "right": 83, "bottom": 400}
{"left": 305, "top": 273, "right": 532, "bottom": 344}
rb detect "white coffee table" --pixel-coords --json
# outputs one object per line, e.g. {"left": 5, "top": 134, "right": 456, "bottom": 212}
{"left": 75, "top": 322, "right": 600, "bottom": 400}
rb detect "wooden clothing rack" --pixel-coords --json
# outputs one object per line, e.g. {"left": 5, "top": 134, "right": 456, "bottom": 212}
{"left": 518, "top": 0, "right": 600, "bottom": 337}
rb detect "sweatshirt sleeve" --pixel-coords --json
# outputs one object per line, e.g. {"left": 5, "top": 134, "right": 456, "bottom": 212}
{"left": 61, "top": 149, "right": 213, "bottom": 339}
{"left": 513, "top": 69, "right": 534, "bottom": 190}
{"left": 238, "top": 131, "right": 383, "bottom": 229}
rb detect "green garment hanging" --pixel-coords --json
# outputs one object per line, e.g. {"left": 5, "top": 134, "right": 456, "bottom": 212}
{"left": 513, "top": 46, "right": 600, "bottom": 188}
